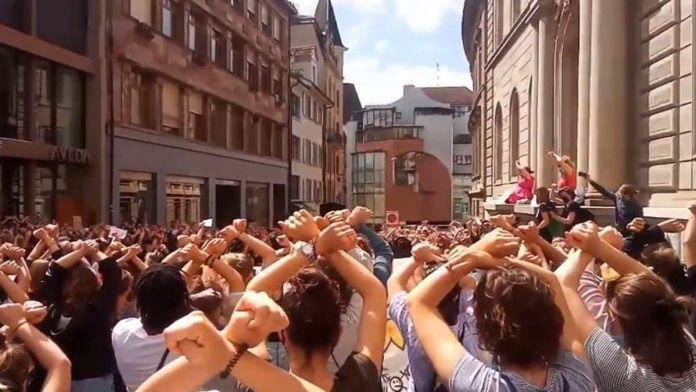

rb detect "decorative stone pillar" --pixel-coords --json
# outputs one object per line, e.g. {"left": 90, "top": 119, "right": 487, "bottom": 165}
{"left": 576, "top": 0, "right": 592, "bottom": 187}
{"left": 588, "top": 0, "right": 627, "bottom": 197}
{"left": 535, "top": 8, "right": 555, "bottom": 187}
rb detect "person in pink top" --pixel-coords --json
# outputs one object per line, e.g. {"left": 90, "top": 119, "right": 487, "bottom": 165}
{"left": 548, "top": 152, "right": 577, "bottom": 191}
{"left": 506, "top": 161, "right": 535, "bottom": 204}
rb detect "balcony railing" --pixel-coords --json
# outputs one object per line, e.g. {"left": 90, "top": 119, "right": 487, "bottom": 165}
{"left": 356, "top": 126, "right": 423, "bottom": 143}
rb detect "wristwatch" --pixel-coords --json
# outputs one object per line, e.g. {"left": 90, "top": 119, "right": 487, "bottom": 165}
{"left": 296, "top": 241, "right": 317, "bottom": 263}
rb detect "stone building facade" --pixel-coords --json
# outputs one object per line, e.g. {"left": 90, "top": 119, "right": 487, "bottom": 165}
{"left": 463, "top": 0, "right": 696, "bottom": 221}
{"left": 111, "top": 0, "right": 296, "bottom": 227}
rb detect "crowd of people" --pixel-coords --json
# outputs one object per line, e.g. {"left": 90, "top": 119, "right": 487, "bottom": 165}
{"left": 0, "top": 172, "right": 696, "bottom": 391}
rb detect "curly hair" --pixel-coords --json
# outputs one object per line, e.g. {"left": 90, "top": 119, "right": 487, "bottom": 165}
{"left": 474, "top": 266, "right": 563, "bottom": 368}
{"left": 280, "top": 266, "right": 342, "bottom": 358}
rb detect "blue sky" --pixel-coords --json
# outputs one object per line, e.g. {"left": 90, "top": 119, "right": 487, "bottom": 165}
{"left": 292, "top": 0, "right": 472, "bottom": 105}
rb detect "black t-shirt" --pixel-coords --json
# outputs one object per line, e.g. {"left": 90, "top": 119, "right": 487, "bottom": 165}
{"left": 563, "top": 201, "right": 594, "bottom": 228}
{"left": 535, "top": 202, "right": 556, "bottom": 224}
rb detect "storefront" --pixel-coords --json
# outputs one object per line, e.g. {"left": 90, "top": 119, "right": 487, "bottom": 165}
{"left": 0, "top": 139, "right": 90, "bottom": 223}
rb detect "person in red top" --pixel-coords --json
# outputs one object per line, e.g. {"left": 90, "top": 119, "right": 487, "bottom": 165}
{"left": 506, "top": 161, "right": 535, "bottom": 204}
{"left": 548, "top": 152, "right": 577, "bottom": 190}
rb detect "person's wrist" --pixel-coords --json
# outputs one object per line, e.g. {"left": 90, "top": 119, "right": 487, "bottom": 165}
{"left": 7, "top": 318, "right": 28, "bottom": 333}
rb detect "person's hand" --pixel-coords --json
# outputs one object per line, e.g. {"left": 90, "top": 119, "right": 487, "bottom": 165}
{"left": 658, "top": 218, "right": 686, "bottom": 233}
{"left": 598, "top": 226, "right": 624, "bottom": 250}
{"left": 0, "top": 303, "right": 26, "bottom": 331}
{"left": 315, "top": 222, "right": 356, "bottom": 255}
{"left": 411, "top": 242, "right": 445, "bottom": 263}
{"left": 32, "top": 228, "right": 50, "bottom": 242}
{"left": 566, "top": 221, "right": 601, "bottom": 252}
{"left": 203, "top": 238, "right": 228, "bottom": 257}
{"left": 446, "top": 247, "right": 500, "bottom": 273}
{"left": 218, "top": 225, "right": 241, "bottom": 242}
{"left": 84, "top": 240, "right": 100, "bottom": 255}
{"left": 278, "top": 210, "right": 321, "bottom": 242}
{"left": 45, "top": 224, "right": 59, "bottom": 238}
{"left": 0, "top": 261, "right": 21, "bottom": 276}
{"left": 181, "top": 243, "right": 206, "bottom": 264}
{"left": 233, "top": 219, "right": 247, "bottom": 235}
{"left": 626, "top": 218, "right": 647, "bottom": 233}
{"left": 164, "top": 311, "right": 231, "bottom": 368}
{"left": 276, "top": 234, "right": 292, "bottom": 248}
{"left": 517, "top": 222, "right": 541, "bottom": 243}
{"left": 224, "top": 291, "right": 289, "bottom": 348}
{"left": 473, "top": 228, "right": 520, "bottom": 257}
{"left": 23, "top": 301, "right": 47, "bottom": 325}
{"left": 125, "top": 244, "right": 142, "bottom": 258}
{"left": 347, "top": 206, "right": 373, "bottom": 227}
{"left": 3, "top": 246, "right": 25, "bottom": 260}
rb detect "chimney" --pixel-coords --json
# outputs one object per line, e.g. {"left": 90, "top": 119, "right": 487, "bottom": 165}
{"left": 403, "top": 84, "right": 415, "bottom": 95}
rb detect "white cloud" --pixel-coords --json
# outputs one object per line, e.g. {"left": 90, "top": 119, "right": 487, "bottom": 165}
{"left": 345, "top": 57, "right": 472, "bottom": 105}
{"left": 291, "top": 0, "right": 318, "bottom": 15}
{"left": 393, "top": 0, "right": 461, "bottom": 33}
{"left": 373, "top": 39, "right": 390, "bottom": 52}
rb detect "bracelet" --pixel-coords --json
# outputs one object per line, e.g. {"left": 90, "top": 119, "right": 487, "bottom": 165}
{"left": 220, "top": 343, "right": 248, "bottom": 379}
{"left": 10, "top": 319, "right": 29, "bottom": 336}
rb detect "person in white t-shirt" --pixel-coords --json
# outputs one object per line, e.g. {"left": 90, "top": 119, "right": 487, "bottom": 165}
{"left": 112, "top": 264, "right": 240, "bottom": 392}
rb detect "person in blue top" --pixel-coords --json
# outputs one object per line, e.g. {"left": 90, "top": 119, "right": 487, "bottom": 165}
{"left": 578, "top": 172, "right": 643, "bottom": 234}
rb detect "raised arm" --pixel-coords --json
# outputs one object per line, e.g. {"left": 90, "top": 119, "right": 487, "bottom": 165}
{"left": 683, "top": 205, "right": 696, "bottom": 269}
{"left": 245, "top": 250, "right": 309, "bottom": 294}
{"left": 0, "top": 304, "right": 71, "bottom": 392}
{"left": 551, "top": 210, "right": 576, "bottom": 226}
{"left": 587, "top": 177, "right": 616, "bottom": 202}
{"left": 327, "top": 247, "right": 387, "bottom": 369}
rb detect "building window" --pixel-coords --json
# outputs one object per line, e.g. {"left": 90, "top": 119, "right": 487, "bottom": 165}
{"left": 161, "top": 0, "right": 176, "bottom": 38}
{"left": 290, "top": 175, "right": 300, "bottom": 200}
{"left": 292, "top": 94, "right": 301, "bottom": 118}
{"left": 311, "top": 63, "right": 317, "bottom": 83}
{"left": 494, "top": 103, "right": 503, "bottom": 181}
{"left": 454, "top": 155, "right": 464, "bottom": 165}
{"left": 394, "top": 154, "right": 416, "bottom": 186}
{"left": 161, "top": 80, "right": 181, "bottom": 135}
{"left": 272, "top": 14, "right": 281, "bottom": 41}
{"left": 292, "top": 135, "right": 301, "bottom": 160}
{"left": 509, "top": 90, "right": 520, "bottom": 178}
{"left": 260, "top": 118, "right": 272, "bottom": 156}
{"left": 304, "top": 95, "right": 311, "bottom": 118}
{"left": 230, "top": 104, "right": 244, "bottom": 150}
{"left": 130, "top": 0, "right": 152, "bottom": 25}
{"left": 247, "top": 0, "right": 257, "bottom": 22}
{"left": 260, "top": 64, "right": 271, "bottom": 94}
{"left": 453, "top": 105, "right": 470, "bottom": 118}
{"left": 363, "top": 109, "right": 394, "bottom": 128}
{"left": 211, "top": 29, "right": 226, "bottom": 67}
{"left": 245, "top": 116, "right": 259, "bottom": 154}
{"left": 210, "top": 98, "right": 227, "bottom": 147}
{"left": 261, "top": 3, "right": 271, "bottom": 35}
{"left": 303, "top": 139, "right": 311, "bottom": 163}
{"left": 512, "top": 0, "right": 521, "bottom": 22}
{"left": 272, "top": 68, "right": 282, "bottom": 99}
{"left": 188, "top": 12, "right": 205, "bottom": 54}
{"left": 229, "top": 36, "right": 244, "bottom": 76}
{"left": 465, "top": 155, "right": 473, "bottom": 165}
{"left": 495, "top": 0, "right": 504, "bottom": 45}
{"left": 247, "top": 60, "right": 259, "bottom": 91}
{"left": 305, "top": 178, "right": 312, "bottom": 201}
{"left": 129, "top": 68, "right": 154, "bottom": 129}
{"left": 351, "top": 152, "right": 386, "bottom": 221}
{"left": 272, "top": 125, "right": 284, "bottom": 159}
{"left": 187, "top": 92, "right": 206, "bottom": 142}
{"left": 246, "top": 182, "right": 269, "bottom": 226}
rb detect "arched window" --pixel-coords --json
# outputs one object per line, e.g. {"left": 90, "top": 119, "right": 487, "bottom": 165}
{"left": 509, "top": 89, "right": 520, "bottom": 180}
{"left": 494, "top": 104, "right": 503, "bottom": 182}
{"left": 511, "top": 0, "right": 521, "bottom": 23}
{"left": 495, "top": 0, "right": 504, "bottom": 45}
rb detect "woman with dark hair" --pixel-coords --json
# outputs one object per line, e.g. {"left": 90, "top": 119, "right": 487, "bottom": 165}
{"left": 407, "top": 229, "right": 593, "bottom": 392}
{"left": 244, "top": 214, "right": 386, "bottom": 390}
{"left": 559, "top": 222, "right": 696, "bottom": 391}
{"left": 33, "top": 231, "right": 123, "bottom": 392}
{"left": 551, "top": 188, "right": 594, "bottom": 230}
{"left": 535, "top": 187, "right": 560, "bottom": 242}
